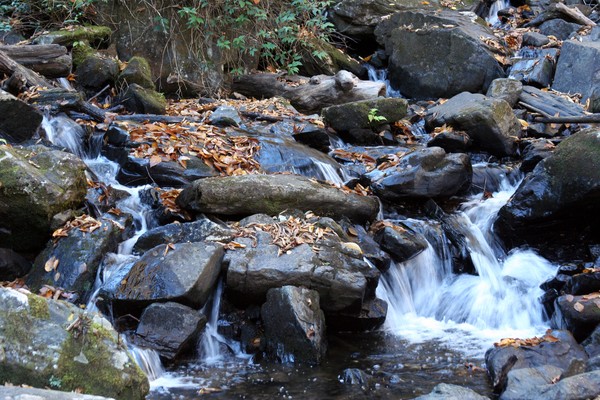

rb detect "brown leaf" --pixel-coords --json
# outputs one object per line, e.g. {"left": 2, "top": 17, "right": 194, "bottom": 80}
{"left": 44, "top": 256, "right": 59, "bottom": 272}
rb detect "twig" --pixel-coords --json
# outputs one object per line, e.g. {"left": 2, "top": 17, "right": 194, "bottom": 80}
{"left": 534, "top": 114, "right": 600, "bottom": 123}
{"left": 518, "top": 101, "right": 553, "bottom": 119}
{"left": 87, "top": 84, "right": 111, "bottom": 103}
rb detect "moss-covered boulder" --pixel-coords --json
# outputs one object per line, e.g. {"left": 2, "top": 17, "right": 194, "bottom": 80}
{"left": 300, "top": 37, "right": 365, "bottom": 78}
{"left": 26, "top": 212, "right": 134, "bottom": 304}
{"left": 76, "top": 54, "right": 119, "bottom": 91}
{"left": 0, "top": 287, "right": 149, "bottom": 399}
{"left": 117, "top": 83, "right": 166, "bottom": 114}
{"left": 32, "top": 25, "right": 112, "bottom": 47}
{"left": 495, "top": 128, "right": 600, "bottom": 255}
{"left": 118, "top": 56, "right": 155, "bottom": 90}
{"left": 0, "top": 145, "right": 87, "bottom": 253}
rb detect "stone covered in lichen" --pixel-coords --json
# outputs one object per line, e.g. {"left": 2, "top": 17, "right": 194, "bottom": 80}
{"left": 0, "top": 287, "right": 149, "bottom": 399}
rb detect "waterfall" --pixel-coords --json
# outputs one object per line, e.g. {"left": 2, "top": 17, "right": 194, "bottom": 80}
{"left": 198, "top": 279, "right": 226, "bottom": 364}
{"left": 487, "top": 0, "right": 510, "bottom": 26}
{"left": 377, "top": 178, "right": 557, "bottom": 355}
{"left": 365, "top": 64, "right": 403, "bottom": 98}
{"left": 42, "top": 115, "right": 86, "bottom": 159}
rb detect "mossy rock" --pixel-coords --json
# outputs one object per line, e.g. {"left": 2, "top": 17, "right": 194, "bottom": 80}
{"left": 118, "top": 83, "right": 166, "bottom": 114}
{"left": 300, "top": 37, "right": 365, "bottom": 77}
{"left": 118, "top": 56, "right": 155, "bottom": 90}
{"left": 0, "top": 145, "right": 87, "bottom": 252}
{"left": 0, "top": 287, "right": 149, "bottom": 399}
{"left": 71, "top": 41, "right": 96, "bottom": 68}
{"left": 32, "top": 25, "right": 112, "bottom": 47}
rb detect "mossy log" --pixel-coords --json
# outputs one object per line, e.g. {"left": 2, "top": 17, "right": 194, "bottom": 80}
{"left": 232, "top": 70, "right": 385, "bottom": 114}
{"left": 0, "top": 44, "right": 71, "bottom": 78}
{"left": 0, "top": 50, "right": 54, "bottom": 88}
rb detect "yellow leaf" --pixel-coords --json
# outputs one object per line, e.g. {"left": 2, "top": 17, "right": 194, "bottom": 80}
{"left": 44, "top": 256, "right": 59, "bottom": 272}
{"left": 149, "top": 155, "right": 162, "bottom": 167}
{"left": 574, "top": 302, "right": 584, "bottom": 312}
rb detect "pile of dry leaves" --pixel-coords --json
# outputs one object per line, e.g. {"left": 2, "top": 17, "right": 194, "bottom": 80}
{"left": 494, "top": 329, "right": 560, "bottom": 348}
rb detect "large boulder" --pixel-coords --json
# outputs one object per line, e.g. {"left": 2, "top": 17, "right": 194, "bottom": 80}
{"left": 0, "top": 287, "right": 149, "bottom": 399}
{"left": 552, "top": 40, "right": 600, "bottom": 101}
{"left": 117, "top": 83, "right": 167, "bottom": 115}
{"left": 132, "top": 302, "right": 206, "bottom": 362}
{"left": 176, "top": 174, "right": 380, "bottom": 224}
{"left": 501, "top": 368, "right": 600, "bottom": 400}
{"left": 555, "top": 293, "right": 600, "bottom": 341}
{"left": 485, "top": 330, "right": 588, "bottom": 393}
{"left": 261, "top": 286, "right": 326, "bottom": 364}
{"left": 225, "top": 231, "right": 377, "bottom": 314}
{"left": 375, "top": 10, "right": 505, "bottom": 99}
{"left": 117, "top": 56, "right": 155, "bottom": 90}
{"left": 368, "top": 147, "right": 472, "bottom": 199}
{"left": 495, "top": 129, "right": 600, "bottom": 251}
{"left": 373, "top": 222, "right": 428, "bottom": 263}
{"left": 426, "top": 92, "right": 521, "bottom": 157}
{"left": 106, "top": 242, "right": 223, "bottom": 313}
{"left": 0, "top": 145, "right": 87, "bottom": 253}
{"left": 0, "top": 90, "right": 43, "bottom": 143}
{"left": 330, "top": 0, "right": 406, "bottom": 39}
{"left": 75, "top": 54, "right": 119, "bottom": 92}
{"left": 26, "top": 212, "right": 133, "bottom": 303}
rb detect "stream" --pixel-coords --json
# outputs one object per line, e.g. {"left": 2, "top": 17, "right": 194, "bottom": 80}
{"left": 43, "top": 81, "right": 556, "bottom": 398}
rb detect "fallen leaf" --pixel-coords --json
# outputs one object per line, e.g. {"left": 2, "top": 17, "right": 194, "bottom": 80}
{"left": 574, "top": 302, "right": 584, "bottom": 312}
{"left": 44, "top": 256, "right": 59, "bottom": 272}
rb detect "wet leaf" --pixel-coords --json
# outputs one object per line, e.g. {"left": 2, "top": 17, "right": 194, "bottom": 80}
{"left": 574, "top": 302, "right": 584, "bottom": 312}
{"left": 44, "top": 256, "right": 59, "bottom": 272}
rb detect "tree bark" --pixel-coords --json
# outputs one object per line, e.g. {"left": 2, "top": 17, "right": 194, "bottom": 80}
{"left": 232, "top": 70, "right": 386, "bottom": 114}
{"left": 0, "top": 44, "right": 72, "bottom": 78}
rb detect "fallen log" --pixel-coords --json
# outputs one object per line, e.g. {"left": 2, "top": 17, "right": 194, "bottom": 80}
{"left": 555, "top": 2, "right": 596, "bottom": 27}
{"left": 0, "top": 49, "right": 54, "bottom": 88}
{"left": 534, "top": 114, "right": 600, "bottom": 123}
{"left": 0, "top": 44, "right": 72, "bottom": 78}
{"left": 31, "top": 88, "right": 106, "bottom": 121}
{"left": 519, "top": 86, "right": 584, "bottom": 118}
{"left": 232, "top": 70, "right": 385, "bottom": 114}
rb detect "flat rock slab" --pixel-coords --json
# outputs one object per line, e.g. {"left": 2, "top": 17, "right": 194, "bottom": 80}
{"left": 553, "top": 40, "right": 600, "bottom": 101}
{"left": 176, "top": 174, "right": 379, "bottom": 224}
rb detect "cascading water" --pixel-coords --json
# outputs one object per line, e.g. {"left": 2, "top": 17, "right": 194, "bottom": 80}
{"left": 377, "top": 179, "right": 557, "bottom": 355}
{"left": 365, "top": 64, "right": 403, "bottom": 98}
{"left": 487, "top": 0, "right": 510, "bottom": 26}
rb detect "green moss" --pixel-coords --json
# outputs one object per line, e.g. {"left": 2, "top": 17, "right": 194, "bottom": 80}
{"left": 27, "top": 294, "right": 50, "bottom": 320}
{"left": 39, "top": 25, "right": 112, "bottom": 47}
{"left": 71, "top": 42, "right": 96, "bottom": 68}
{"left": 56, "top": 322, "right": 149, "bottom": 399}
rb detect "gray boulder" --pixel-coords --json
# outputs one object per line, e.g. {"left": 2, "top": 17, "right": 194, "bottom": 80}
{"left": 555, "top": 294, "right": 600, "bottom": 341}
{"left": 495, "top": 128, "right": 600, "bottom": 249}
{"left": 373, "top": 223, "right": 428, "bottom": 263}
{"left": 539, "top": 19, "right": 580, "bottom": 40}
{"left": 0, "top": 287, "right": 149, "bottom": 399}
{"left": 330, "top": 0, "right": 406, "bottom": 38}
{"left": 485, "top": 330, "right": 588, "bottom": 392}
{"left": 208, "top": 106, "right": 243, "bottom": 127}
{"left": 553, "top": 40, "right": 600, "bottom": 101}
{"left": 133, "top": 216, "right": 234, "bottom": 254}
{"left": 225, "top": 231, "right": 377, "bottom": 314}
{"left": 261, "top": 286, "right": 326, "bottom": 364}
{"left": 375, "top": 10, "right": 504, "bottom": 99}
{"left": 522, "top": 31, "right": 550, "bottom": 47}
{"left": 486, "top": 78, "right": 523, "bottom": 107}
{"left": 132, "top": 302, "right": 206, "bottom": 362}
{"left": 176, "top": 174, "right": 380, "bottom": 224}
{"left": 26, "top": 212, "right": 133, "bottom": 304}
{"left": 108, "top": 242, "right": 223, "bottom": 310}
{"left": 500, "top": 365, "right": 564, "bottom": 400}
{"left": 0, "top": 90, "right": 43, "bottom": 143}
{"left": 369, "top": 147, "right": 472, "bottom": 199}
{"left": 414, "top": 383, "right": 489, "bottom": 399}
{"left": 503, "top": 369, "right": 600, "bottom": 400}
{"left": 0, "top": 145, "right": 87, "bottom": 253}
{"left": 426, "top": 92, "right": 521, "bottom": 156}
{"left": 520, "top": 139, "right": 555, "bottom": 173}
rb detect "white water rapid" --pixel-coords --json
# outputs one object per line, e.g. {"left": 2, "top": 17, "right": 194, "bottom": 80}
{"left": 376, "top": 178, "right": 557, "bottom": 356}
{"left": 365, "top": 64, "right": 404, "bottom": 98}
{"left": 487, "top": 0, "right": 510, "bottom": 26}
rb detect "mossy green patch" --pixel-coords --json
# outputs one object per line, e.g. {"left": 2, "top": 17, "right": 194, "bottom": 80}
{"left": 27, "top": 294, "right": 50, "bottom": 320}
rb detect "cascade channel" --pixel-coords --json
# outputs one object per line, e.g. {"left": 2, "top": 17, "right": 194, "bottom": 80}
{"left": 43, "top": 114, "right": 556, "bottom": 399}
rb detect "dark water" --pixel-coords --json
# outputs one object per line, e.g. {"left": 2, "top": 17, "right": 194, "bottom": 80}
{"left": 148, "top": 332, "right": 492, "bottom": 399}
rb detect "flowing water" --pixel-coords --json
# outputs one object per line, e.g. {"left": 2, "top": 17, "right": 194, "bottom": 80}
{"left": 487, "top": 0, "right": 510, "bottom": 26}
{"left": 44, "top": 114, "right": 557, "bottom": 399}
{"left": 365, "top": 65, "right": 404, "bottom": 98}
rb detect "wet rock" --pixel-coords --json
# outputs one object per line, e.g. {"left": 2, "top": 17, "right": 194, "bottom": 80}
{"left": 0, "top": 287, "right": 149, "bottom": 399}
{"left": 132, "top": 216, "right": 234, "bottom": 254}
{"left": 349, "top": 224, "right": 391, "bottom": 272}
{"left": 485, "top": 330, "right": 588, "bottom": 392}
{"left": 368, "top": 147, "right": 472, "bottom": 199}
{"left": 340, "top": 368, "right": 370, "bottom": 385}
{"left": 108, "top": 242, "right": 223, "bottom": 312}
{"left": 426, "top": 92, "right": 521, "bottom": 157}
{"left": 520, "top": 139, "right": 555, "bottom": 173}
{"left": 0, "top": 89, "right": 43, "bottom": 143}
{"left": 0, "top": 145, "right": 87, "bottom": 253}
{"left": 0, "top": 386, "right": 115, "bottom": 399}
{"left": 26, "top": 212, "right": 133, "bottom": 303}
{"left": 555, "top": 293, "right": 600, "bottom": 341}
{"left": 375, "top": 10, "right": 504, "bottom": 99}
{"left": 540, "top": 274, "right": 571, "bottom": 292}
{"left": 504, "top": 369, "right": 600, "bottom": 400}
{"left": 470, "top": 163, "right": 516, "bottom": 195}
{"left": 327, "top": 297, "right": 388, "bottom": 332}
{"left": 0, "top": 248, "right": 31, "bottom": 281}
{"left": 117, "top": 83, "right": 166, "bottom": 115}
{"left": 373, "top": 223, "right": 428, "bottom": 263}
{"left": 225, "top": 231, "right": 375, "bottom": 313}
{"left": 321, "top": 98, "right": 408, "bottom": 145}
{"left": 583, "top": 324, "right": 600, "bottom": 358}
{"left": 261, "top": 286, "right": 326, "bottom": 364}
{"left": 495, "top": 128, "right": 600, "bottom": 252}
{"left": 427, "top": 130, "right": 473, "bottom": 153}
{"left": 522, "top": 31, "right": 550, "bottom": 47}
{"left": 414, "top": 383, "right": 489, "bottom": 399}
{"left": 117, "top": 155, "right": 217, "bottom": 188}
{"left": 117, "top": 56, "right": 154, "bottom": 90}
{"left": 132, "top": 302, "right": 206, "bottom": 362}
{"left": 208, "top": 106, "right": 243, "bottom": 127}
{"left": 76, "top": 55, "right": 119, "bottom": 92}
{"left": 553, "top": 40, "right": 600, "bottom": 101}
{"left": 177, "top": 174, "right": 380, "bottom": 224}
{"left": 291, "top": 123, "right": 331, "bottom": 153}
{"left": 563, "top": 272, "right": 600, "bottom": 295}
{"left": 486, "top": 78, "right": 523, "bottom": 107}
{"left": 539, "top": 19, "right": 580, "bottom": 40}
{"left": 500, "top": 365, "right": 564, "bottom": 400}
{"left": 508, "top": 48, "right": 558, "bottom": 88}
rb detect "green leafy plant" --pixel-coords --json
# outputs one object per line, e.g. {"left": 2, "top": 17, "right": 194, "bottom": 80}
{"left": 368, "top": 108, "right": 387, "bottom": 125}
{"left": 48, "top": 375, "right": 62, "bottom": 389}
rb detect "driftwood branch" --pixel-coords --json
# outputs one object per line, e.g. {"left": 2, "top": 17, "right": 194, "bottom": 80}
{"left": 534, "top": 114, "right": 600, "bottom": 123}
{"left": 555, "top": 2, "right": 596, "bottom": 27}
{"left": 0, "top": 50, "right": 54, "bottom": 88}
{"left": 0, "top": 44, "right": 72, "bottom": 78}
